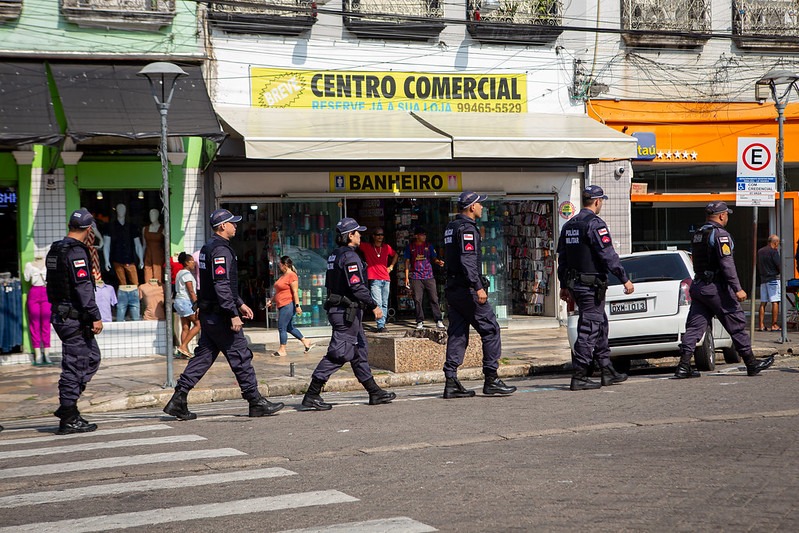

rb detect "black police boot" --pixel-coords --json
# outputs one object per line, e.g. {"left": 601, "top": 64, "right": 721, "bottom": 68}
{"left": 674, "top": 362, "right": 700, "bottom": 379}
{"left": 163, "top": 390, "right": 197, "bottom": 421}
{"left": 55, "top": 404, "right": 97, "bottom": 435}
{"left": 744, "top": 354, "right": 775, "bottom": 376}
{"left": 570, "top": 366, "right": 601, "bottom": 391}
{"left": 601, "top": 364, "right": 628, "bottom": 386}
{"left": 361, "top": 377, "right": 397, "bottom": 405}
{"left": 302, "top": 378, "right": 333, "bottom": 411}
{"left": 443, "top": 376, "right": 476, "bottom": 399}
{"left": 249, "top": 396, "right": 285, "bottom": 417}
{"left": 483, "top": 375, "right": 517, "bottom": 395}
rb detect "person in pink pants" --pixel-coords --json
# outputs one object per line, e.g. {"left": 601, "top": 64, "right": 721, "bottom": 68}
{"left": 25, "top": 260, "right": 54, "bottom": 366}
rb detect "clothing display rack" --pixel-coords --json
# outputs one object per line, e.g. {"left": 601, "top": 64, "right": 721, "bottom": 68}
{"left": 0, "top": 276, "right": 23, "bottom": 353}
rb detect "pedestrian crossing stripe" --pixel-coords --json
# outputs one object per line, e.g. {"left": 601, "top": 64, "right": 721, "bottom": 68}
{"left": 0, "top": 490, "right": 358, "bottom": 533}
{"left": 0, "top": 434, "right": 206, "bottom": 460}
{"left": 0, "top": 448, "right": 246, "bottom": 479}
{"left": 0, "top": 424, "right": 172, "bottom": 447}
{"left": 0, "top": 467, "right": 297, "bottom": 508}
{"left": 278, "top": 517, "right": 437, "bottom": 532}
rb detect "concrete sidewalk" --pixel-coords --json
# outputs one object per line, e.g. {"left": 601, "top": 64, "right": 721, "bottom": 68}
{"left": 0, "top": 324, "right": 795, "bottom": 421}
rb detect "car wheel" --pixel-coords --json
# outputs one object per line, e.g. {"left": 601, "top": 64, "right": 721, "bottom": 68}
{"left": 722, "top": 344, "right": 741, "bottom": 364}
{"left": 694, "top": 327, "right": 716, "bottom": 371}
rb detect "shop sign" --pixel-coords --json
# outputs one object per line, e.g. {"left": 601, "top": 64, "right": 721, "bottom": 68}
{"left": 251, "top": 68, "right": 527, "bottom": 113}
{"left": 632, "top": 132, "right": 656, "bottom": 160}
{"left": 0, "top": 188, "right": 17, "bottom": 210}
{"left": 330, "top": 172, "right": 462, "bottom": 193}
{"left": 558, "top": 201, "right": 575, "bottom": 220}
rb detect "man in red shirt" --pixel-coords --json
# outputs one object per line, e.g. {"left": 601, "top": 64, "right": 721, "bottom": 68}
{"left": 359, "top": 227, "right": 398, "bottom": 333}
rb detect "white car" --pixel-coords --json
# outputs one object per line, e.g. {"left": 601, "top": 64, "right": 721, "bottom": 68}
{"left": 566, "top": 250, "right": 741, "bottom": 372}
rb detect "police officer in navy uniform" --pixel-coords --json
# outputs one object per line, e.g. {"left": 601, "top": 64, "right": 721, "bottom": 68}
{"left": 46, "top": 208, "right": 103, "bottom": 434}
{"left": 442, "top": 191, "right": 516, "bottom": 399}
{"left": 164, "top": 209, "right": 284, "bottom": 420}
{"left": 557, "top": 186, "right": 633, "bottom": 391}
{"left": 675, "top": 201, "right": 774, "bottom": 378}
{"left": 302, "top": 217, "right": 396, "bottom": 410}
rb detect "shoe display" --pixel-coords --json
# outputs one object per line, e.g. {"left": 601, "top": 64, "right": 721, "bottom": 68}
{"left": 416, "top": 322, "right": 424, "bottom": 329}
{"left": 436, "top": 320, "right": 446, "bottom": 329}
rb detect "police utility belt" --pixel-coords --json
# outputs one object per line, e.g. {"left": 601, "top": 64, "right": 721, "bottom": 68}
{"left": 695, "top": 271, "right": 717, "bottom": 283}
{"left": 56, "top": 304, "right": 91, "bottom": 322}
{"left": 324, "top": 294, "right": 366, "bottom": 323}
{"left": 566, "top": 271, "right": 608, "bottom": 290}
{"left": 447, "top": 275, "right": 491, "bottom": 290}
{"left": 197, "top": 301, "right": 225, "bottom": 315}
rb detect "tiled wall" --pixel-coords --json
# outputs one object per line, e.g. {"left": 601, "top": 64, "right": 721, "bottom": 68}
{"left": 48, "top": 320, "right": 168, "bottom": 359}
{"left": 182, "top": 167, "right": 205, "bottom": 254}
{"left": 589, "top": 161, "right": 632, "bottom": 255}
{"left": 31, "top": 169, "right": 66, "bottom": 258}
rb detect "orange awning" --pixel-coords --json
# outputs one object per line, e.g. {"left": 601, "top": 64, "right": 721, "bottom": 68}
{"left": 588, "top": 100, "right": 799, "bottom": 164}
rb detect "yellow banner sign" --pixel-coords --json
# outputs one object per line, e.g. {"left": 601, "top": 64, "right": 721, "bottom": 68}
{"left": 330, "top": 172, "right": 462, "bottom": 193}
{"left": 252, "top": 68, "right": 526, "bottom": 113}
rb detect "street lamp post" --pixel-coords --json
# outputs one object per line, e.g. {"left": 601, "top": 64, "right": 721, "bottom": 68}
{"left": 756, "top": 70, "right": 799, "bottom": 344}
{"left": 137, "top": 62, "right": 188, "bottom": 387}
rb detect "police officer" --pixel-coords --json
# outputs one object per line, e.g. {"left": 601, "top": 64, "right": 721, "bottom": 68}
{"left": 164, "top": 209, "right": 284, "bottom": 420}
{"left": 557, "top": 186, "right": 633, "bottom": 391}
{"left": 675, "top": 201, "right": 774, "bottom": 378}
{"left": 46, "top": 208, "right": 103, "bottom": 434}
{"left": 442, "top": 191, "right": 516, "bottom": 399}
{"left": 302, "top": 217, "right": 396, "bottom": 410}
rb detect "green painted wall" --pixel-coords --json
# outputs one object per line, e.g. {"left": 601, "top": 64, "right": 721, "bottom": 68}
{"left": 0, "top": 0, "right": 203, "bottom": 57}
{"left": 0, "top": 153, "right": 18, "bottom": 182}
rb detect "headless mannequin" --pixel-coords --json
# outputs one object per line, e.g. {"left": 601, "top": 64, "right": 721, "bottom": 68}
{"left": 104, "top": 203, "right": 143, "bottom": 286}
{"left": 139, "top": 278, "right": 165, "bottom": 320}
{"left": 142, "top": 208, "right": 165, "bottom": 284}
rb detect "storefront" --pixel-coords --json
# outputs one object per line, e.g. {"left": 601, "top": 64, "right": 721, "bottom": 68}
{"left": 1, "top": 62, "right": 223, "bottom": 363}
{"left": 588, "top": 99, "right": 799, "bottom": 283}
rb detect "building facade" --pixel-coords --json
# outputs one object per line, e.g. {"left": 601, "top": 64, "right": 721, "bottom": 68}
{"left": 0, "top": 0, "right": 222, "bottom": 363}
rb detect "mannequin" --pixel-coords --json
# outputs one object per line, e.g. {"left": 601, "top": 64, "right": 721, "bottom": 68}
{"left": 142, "top": 208, "right": 165, "bottom": 284}
{"left": 139, "top": 278, "right": 165, "bottom": 320}
{"left": 117, "top": 284, "right": 140, "bottom": 322}
{"left": 24, "top": 256, "right": 53, "bottom": 366}
{"left": 94, "top": 279, "right": 117, "bottom": 323}
{"left": 103, "top": 203, "right": 143, "bottom": 286}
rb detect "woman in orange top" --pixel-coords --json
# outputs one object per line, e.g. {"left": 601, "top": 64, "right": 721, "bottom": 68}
{"left": 270, "top": 256, "right": 313, "bottom": 356}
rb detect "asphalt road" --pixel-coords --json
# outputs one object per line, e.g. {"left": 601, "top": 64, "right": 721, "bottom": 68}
{"left": 2, "top": 359, "right": 798, "bottom": 532}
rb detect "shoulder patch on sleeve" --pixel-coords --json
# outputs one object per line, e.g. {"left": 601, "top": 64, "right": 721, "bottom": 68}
{"left": 721, "top": 243, "right": 732, "bottom": 256}
{"left": 212, "top": 255, "right": 227, "bottom": 279}
{"left": 595, "top": 226, "right": 612, "bottom": 248}
{"left": 462, "top": 231, "right": 476, "bottom": 253}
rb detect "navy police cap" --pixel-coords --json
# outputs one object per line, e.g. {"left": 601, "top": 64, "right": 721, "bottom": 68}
{"left": 210, "top": 208, "right": 242, "bottom": 227}
{"left": 336, "top": 217, "right": 367, "bottom": 234}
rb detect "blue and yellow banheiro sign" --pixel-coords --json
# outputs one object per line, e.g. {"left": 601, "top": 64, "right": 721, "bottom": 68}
{"left": 330, "top": 172, "right": 463, "bottom": 193}
{"left": 252, "top": 68, "right": 527, "bottom": 113}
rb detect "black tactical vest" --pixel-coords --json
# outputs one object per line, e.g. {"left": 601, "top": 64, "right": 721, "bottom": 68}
{"left": 198, "top": 237, "right": 238, "bottom": 306}
{"left": 444, "top": 216, "right": 480, "bottom": 283}
{"left": 325, "top": 245, "right": 354, "bottom": 298}
{"left": 562, "top": 212, "right": 600, "bottom": 275}
{"left": 45, "top": 238, "right": 90, "bottom": 305}
{"left": 691, "top": 224, "right": 718, "bottom": 274}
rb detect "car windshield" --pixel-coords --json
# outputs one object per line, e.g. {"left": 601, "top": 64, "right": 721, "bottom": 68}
{"left": 607, "top": 254, "right": 691, "bottom": 286}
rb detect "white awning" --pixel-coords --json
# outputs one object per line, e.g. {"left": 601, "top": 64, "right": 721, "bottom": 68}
{"left": 216, "top": 106, "right": 452, "bottom": 160}
{"left": 411, "top": 112, "right": 637, "bottom": 160}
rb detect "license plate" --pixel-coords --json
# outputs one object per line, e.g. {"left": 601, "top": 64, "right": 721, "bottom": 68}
{"left": 610, "top": 299, "right": 647, "bottom": 315}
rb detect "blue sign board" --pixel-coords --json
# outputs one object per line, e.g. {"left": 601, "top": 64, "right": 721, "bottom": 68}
{"left": 632, "top": 132, "right": 656, "bottom": 161}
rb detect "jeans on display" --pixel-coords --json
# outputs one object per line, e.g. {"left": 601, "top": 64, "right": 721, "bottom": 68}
{"left": 369, "top": 279, "right": 390, "bottom": 328}
{"left": 116, "top": 288, "right": 141, "bottom": 322}
{"left": 277, "top": 304, "right": 304, "bottom": 346}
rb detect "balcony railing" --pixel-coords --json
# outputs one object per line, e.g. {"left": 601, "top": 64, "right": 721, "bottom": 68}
{"left": 466, "top": 0, "right": 563, "bottom": 44}
{"left": 621, "top": 0, "right": 711, "bottom": 47}
{"left": 208, "top": 0, "right": 317, "bottom": 35}
{"left": 61, "top": 0, "right": 176, "bottom": 31}
{"left": 0, "top": 0, "right": 22, "bottom": 22}
{"left": 343, "top": 0, "right": 445, "bottom": 40}
{"left": 733, "top": 0, "right": 799, "bottom": 48}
